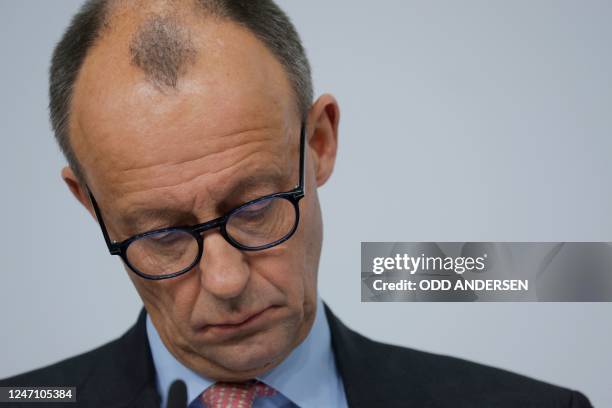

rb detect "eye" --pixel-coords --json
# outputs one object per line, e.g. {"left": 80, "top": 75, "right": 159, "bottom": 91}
{"left": 245, "top": 199, "right": 272, "bottom": 212}
{"left": 147, "top": 230, "right": 184, "bottom": 245}
{"left": 233, "top": 199, "right": 274, "bottom": 221}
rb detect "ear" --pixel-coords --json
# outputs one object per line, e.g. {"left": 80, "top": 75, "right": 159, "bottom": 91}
{"left": 306, "top": 94, "right": 340, "bottom": 187}
{"left": 61, "top": 166, "right": 96, "bottom": 220}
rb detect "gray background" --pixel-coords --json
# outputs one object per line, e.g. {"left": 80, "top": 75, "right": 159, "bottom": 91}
{"left": 1, "top": 1, "right": 610, "bottom": 406}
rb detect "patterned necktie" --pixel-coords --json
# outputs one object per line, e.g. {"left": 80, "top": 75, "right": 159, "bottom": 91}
{"left": 201, "top": 380, "right": 278, "bottom": 408}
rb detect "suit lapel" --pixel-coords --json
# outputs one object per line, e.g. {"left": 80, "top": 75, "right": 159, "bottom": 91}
{"left": 324, "top": 303, "right": 437, "bottom": 407}
{"left": 79, "top": 308, "right": 160, "bottom": 408}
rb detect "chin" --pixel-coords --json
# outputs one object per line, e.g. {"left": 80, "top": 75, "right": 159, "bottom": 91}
{"left": 200, "top": 322, "right": 297, "bottom": 376}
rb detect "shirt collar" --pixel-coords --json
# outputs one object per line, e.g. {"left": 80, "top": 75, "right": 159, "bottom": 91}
{"left": 146, "top": 296, "right": 346, "bottom": 408}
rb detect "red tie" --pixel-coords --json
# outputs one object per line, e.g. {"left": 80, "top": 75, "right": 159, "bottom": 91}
{"left": 201, "top": 380, "right": 278, "bottom": 408}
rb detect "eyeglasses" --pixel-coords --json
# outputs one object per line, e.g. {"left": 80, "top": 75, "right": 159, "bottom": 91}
{"left": 87, "top": 123, "right": 306, "bottom": 280}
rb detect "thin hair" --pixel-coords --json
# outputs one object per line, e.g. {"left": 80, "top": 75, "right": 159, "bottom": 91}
{"left": 49, "top": 0, "right": 313, "bottom": 184}
{"left": 129, "top": 14, "right": 197, "bottom": 88}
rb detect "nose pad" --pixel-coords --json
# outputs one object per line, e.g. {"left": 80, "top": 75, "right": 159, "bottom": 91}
{"left": 197, "top": 230, "right": 251, "bottom": 300}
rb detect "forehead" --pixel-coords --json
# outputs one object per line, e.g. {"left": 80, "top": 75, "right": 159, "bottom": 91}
{"left": 70, "top": 13, "right": 298, "bottom": 199}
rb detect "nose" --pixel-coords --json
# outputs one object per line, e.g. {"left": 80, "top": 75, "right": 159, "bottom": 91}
{"left": 198, "top": 231, "right": 251, "bottom": 300}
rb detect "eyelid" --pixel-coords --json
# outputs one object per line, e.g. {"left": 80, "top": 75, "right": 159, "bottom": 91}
{"left": 148, "top": 230, "right": 174, "bottom": 239}
{"left": 126, "top": 224, "right": 188, "bottom": 243}
{"left": 220, "top": 189, "right": 278, "bottom": 213}
{"left": 242, "top": 198, "right": 273, "bottom": 210}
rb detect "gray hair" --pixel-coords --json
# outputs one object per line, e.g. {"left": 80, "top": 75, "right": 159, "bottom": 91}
{"left": 49, "top": 0, "right": 313, "bottom": 182}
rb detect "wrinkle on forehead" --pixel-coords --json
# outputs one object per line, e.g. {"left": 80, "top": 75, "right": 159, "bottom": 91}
{"left": 111, "top": 130, "right": 289, "bottom": 196}
{"left": 116, "top": 126, "right": 282, "bottom": 173}
{"left": 73, "top": 95, "right": 294, "bottom": 191}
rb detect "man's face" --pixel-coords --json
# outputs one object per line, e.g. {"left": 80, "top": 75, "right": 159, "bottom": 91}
{"left": 65, "top": 13, "right": 337, "bottom": 381}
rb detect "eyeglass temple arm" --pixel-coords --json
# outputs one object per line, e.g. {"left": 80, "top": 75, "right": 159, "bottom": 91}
{"left": 297, "top": 122, "right": 306, "bottom": 196}
{"left": 86, "top": 187, "right": 120, "bottom": 254}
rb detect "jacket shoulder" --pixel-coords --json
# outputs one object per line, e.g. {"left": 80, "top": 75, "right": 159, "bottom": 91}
{"left": 371, "top": 337, "right": 590, "bottom": 407}
{"left": 324, "top": 304, "right": 592, "bottom": 408}
{"left": 0, "top": 309, "right": 159, "bottom": 408}
{"left": 0, "top": 335, "right": 123, "bottom": 388}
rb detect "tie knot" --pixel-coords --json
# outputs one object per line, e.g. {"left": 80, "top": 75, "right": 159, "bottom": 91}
{"left": 201, "top": 380, "right": 277, "bottom": 408}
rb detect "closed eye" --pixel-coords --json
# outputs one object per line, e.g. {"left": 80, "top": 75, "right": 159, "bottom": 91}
{"left": 147, "top": 231, "right": 185, "bottom": 245}
{"left": 237, "top": 200, "right": 273, "bottom": 218}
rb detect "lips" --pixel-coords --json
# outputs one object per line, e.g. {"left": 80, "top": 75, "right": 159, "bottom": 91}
{"left": 198, "top": 305, "right": 279, "bottom": 333}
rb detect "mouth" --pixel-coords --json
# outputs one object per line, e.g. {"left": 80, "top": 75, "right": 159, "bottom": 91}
{"left": 199, "top": 305, "right": 281, "bottom": 338}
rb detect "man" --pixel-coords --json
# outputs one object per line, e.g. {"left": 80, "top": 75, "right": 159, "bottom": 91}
{"left": 0, "top": 1, "right": 593, "bottom": 407}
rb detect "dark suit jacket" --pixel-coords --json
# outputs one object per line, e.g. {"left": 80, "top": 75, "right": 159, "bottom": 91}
{"left": 0, "top": 304, "right": 592, "bottom": 407}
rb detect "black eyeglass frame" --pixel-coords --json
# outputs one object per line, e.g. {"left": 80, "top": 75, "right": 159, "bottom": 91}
{"left": 87, "top": 122, "right": 306, "bottom": 281}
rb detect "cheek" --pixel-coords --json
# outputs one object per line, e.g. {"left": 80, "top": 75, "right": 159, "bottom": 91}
{"left": 258, "top": 212, "right": 319, "bottom": 306}
{"left": 249, "top": 249, "right": 307, "bottom": 303}
{"left": 299, "top": 193, "right": 323, "bottom": 291}
{"left": 127, "top": 266, "right": 200, "bottom": 322}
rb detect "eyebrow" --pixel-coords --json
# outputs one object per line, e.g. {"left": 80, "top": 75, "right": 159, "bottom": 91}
{"left": 118, "top": 169, "right": 289, "bottom": 234}
{"left": 223, "top": 170, "right": 287, "bottom": 203}
{"left": 119, "top": 207, "right": 194, "bottom": 235}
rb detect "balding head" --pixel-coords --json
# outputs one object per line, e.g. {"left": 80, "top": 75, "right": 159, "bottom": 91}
{"left": 129, "top": 13, "right": 196, "bottom": 88}
{"left": 50, "top": 0, "right": 313, "bottom": 183}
